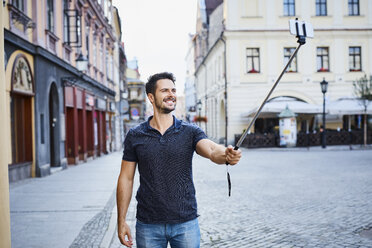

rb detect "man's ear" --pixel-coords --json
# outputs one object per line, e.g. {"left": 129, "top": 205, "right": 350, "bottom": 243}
{"left": 147, "top": 93, "right": 154, "bottom": 104}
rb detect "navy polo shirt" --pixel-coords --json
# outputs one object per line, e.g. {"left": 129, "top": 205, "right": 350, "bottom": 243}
{"left": 122, "top": 116, "right": 207, "bottom": 224}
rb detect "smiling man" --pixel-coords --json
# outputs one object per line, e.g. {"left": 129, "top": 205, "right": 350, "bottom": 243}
{"left": 116, "top": 72, "right": 241, "bottom": 248}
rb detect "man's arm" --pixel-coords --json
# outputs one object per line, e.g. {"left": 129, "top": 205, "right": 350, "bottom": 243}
{"left": 196, "top": 139, "right": 241, "bottom": 165}
{"left": 116, "top": 160, "right": 136, "bottom": 248}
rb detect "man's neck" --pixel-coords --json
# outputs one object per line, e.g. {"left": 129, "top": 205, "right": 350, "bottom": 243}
{"left": 149, "top": 112, "right": 173, "bottom": 135}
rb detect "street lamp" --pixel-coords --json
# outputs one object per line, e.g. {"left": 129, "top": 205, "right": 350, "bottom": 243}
{"left": 320, "top": 78, "right": 328, "bottom": 148}
{"left": 76, "top": 52, "right": 88, "bottom": 72}
{"left": 196, "top": 100, "right": 202, "bottom": 126}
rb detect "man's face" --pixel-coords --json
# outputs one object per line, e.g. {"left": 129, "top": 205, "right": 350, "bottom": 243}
{"left": 150, "top": 79, "right": 177, "bottom": 114}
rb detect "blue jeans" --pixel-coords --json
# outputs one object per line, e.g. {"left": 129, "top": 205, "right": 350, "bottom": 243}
{"left": 135, "top": 218, "right": 200, "bottom": 248}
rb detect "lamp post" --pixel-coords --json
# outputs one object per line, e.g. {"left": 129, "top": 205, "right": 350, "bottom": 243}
{"left": 196, "top": 100, "right": 202, "bottom": 126}
{"left": 76, "top": 52, "right": 88, "bottom": 72}
{"left": 320, "top": 78, "right": 328, "bottom": 148}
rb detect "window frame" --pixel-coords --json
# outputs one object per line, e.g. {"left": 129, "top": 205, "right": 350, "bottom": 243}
{"left": 246, "top": 48, "right": 260, "bottom": 73}
{"left": 316, "top": 0, "right": 327, "bottom": 16}
{"left": 13, "top": 0, "right": 25, "bottom": 12}
{"left": 284, "top": 47, "right": 298, "bottom": 73}
{"left": 63, "top": 0, "right": 70, "bottom": 43}
{"left": 349, "top": 46, "right": 362, "bottom": 72}
{"left": 316, "top": 47, "right": 330, "bottom": 72}
{"left": 46, "top": 0, "right": 55, "bottom": 32}
{"left": 283, "top": 0, "right": 295, "bottom": 16}
{"left": 348, "top": 0, "right": 360, "bottom": 16}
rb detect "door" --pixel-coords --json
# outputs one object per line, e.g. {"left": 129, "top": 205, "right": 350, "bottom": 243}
{"left": 49, "top": 83, "right": 60, "bottom": 166}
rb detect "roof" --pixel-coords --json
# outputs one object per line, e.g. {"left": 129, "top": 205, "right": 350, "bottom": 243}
{"left": 327, "top": 98, "right": 372, "bottom": 115}
{"left": 241, "top": 97, "right": 323, "bottom": 118}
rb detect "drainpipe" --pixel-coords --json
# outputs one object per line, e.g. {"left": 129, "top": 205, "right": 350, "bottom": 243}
{"left": 220, "top": 29, "right": 228, "bottom": 147}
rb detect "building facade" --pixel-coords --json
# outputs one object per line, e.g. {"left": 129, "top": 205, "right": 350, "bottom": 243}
{"left": 185, "top": 34, "right": 197, "bottom": 122}
{"left": 125, "top": 59, "right": 146, "bottom": 131}
{"left": 4, "top": 0, "right": 125, "bottom": 182}
{"left": 194, "top": 0, "right": 372, "bottom": 145}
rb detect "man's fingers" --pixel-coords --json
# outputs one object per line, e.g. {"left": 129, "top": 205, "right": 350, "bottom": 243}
{"left": 119, "top": 230, "right": 133, "bottom": 247}
{"left": 127, "top": 231, "right": 133, "bottom": 243}
{"left": 226, "top": 148, "right": 242, "bottom": 165}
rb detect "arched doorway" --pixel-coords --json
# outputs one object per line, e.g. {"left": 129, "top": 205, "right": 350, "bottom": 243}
{"left": 49, "top": 83, "right": 60, "bottom": 166}
{"left": 10, "top": 55, "right": 34, "bottom": 168}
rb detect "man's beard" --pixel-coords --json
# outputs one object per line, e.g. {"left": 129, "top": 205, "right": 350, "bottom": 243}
{"left": 154, "top": 96, "right": 176, "bottom": 114}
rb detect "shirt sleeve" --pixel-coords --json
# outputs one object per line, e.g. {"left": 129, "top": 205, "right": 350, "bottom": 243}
{"left": 122, "top": 130, "right": 138, "bottom": 162}
{"left": 192, "top": 124, "right": 208, "bottom": 151}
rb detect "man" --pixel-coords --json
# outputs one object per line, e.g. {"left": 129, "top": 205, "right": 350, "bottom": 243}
{"left": 117, "top": 72, "right": 241, "bottom": 248}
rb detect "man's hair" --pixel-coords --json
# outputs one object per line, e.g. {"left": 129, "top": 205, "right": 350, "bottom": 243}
{"left": 145, "top": 72, "right": 176, "bottom": 96}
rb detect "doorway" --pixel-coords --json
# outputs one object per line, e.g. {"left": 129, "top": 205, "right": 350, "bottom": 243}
{"left": 49, "top": 83, "right": 60, "bottom": 166}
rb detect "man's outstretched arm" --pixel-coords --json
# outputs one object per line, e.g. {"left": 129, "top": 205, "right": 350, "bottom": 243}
{"left": 196, "top": 139, "right": 241, "bottom": 165}
{"left": 116, "top": 160, "right": 136, "bottom": 248}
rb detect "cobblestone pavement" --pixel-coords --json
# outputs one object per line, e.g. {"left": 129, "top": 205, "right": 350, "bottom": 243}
{"left": 110, "top": 148, "right": 372, "bottom": 247}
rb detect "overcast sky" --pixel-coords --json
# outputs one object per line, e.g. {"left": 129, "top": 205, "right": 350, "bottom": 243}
{"left": 112, "top": 0, "right": 198, "bottom": 94}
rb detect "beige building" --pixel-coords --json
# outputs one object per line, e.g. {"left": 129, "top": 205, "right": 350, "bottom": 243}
{"left": 1, "top": 2, "right": 11, "bottom": 247}
{"left": 194, "top": 0, "right": 372, "bottom": 145}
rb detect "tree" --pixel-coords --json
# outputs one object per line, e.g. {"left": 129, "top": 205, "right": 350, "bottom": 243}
{"left": 353, "top": 75, "right": 372, "bottom": 146}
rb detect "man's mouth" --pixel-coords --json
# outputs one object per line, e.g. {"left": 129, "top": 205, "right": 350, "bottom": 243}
{"left": 164, "top": 98, "right": 176, "bottom": 104}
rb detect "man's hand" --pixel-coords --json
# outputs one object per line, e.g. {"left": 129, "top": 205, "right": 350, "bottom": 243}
{"left": 225, "top": 145, "right": 241, "bottom": 165}
{"left": 118, "top": 221, "right": 133, "bottom": 247}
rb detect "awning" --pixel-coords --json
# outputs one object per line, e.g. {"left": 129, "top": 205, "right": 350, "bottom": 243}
{"left": 241, "top": 97, "right": 323, "bottom": 118}
{"left": 327, "top": 98, "right": 372, "bottom": 115}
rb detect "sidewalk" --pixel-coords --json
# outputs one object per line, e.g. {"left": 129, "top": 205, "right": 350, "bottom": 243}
{"left": 9, "top": 152, "right": 124, "bottom": 248}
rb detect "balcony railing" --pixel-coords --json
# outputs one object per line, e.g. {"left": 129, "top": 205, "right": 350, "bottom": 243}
{"left": 235, "top": 130, "right": 372, "bottom": 148}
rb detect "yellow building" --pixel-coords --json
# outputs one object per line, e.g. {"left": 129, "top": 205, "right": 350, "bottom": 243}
{"left": 1, "top": 2, "right": 12, "bottom": 247}
{"left": 194, "top": 0, "right": 372, "bottom": 146}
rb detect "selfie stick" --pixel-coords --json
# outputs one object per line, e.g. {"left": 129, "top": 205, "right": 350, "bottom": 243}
{"left": 226, "top": 19, "right": 312, "bottom": 196}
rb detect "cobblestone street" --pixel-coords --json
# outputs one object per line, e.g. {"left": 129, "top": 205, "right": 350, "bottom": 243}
{"left": 10, "top": 148, "right": 372, "bottom": 247}
{"left": 110, "top": 148, "right": 372, "bottom": 247}
{"left": 194, "top": 149, "right": 372, "bottom": 247}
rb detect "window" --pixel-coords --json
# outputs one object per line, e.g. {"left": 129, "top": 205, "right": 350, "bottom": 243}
{"left": 106, "top": 49, "right": 109, "bottom": 78}
{"left": 283, "top": 0, "right": 295, "bottom": 16}
{"left": 93, "top": 36, "right": 97, "bottom": 67}
{"left": 284, "top": 47, "right": 297, "bottom": 72}
{"left": 349, "top": 47, "right": 361, "bottom": 71}
{"left": 47, "top": 0, "right": 54, "bottom": 32}
{"left": 77, "top": 16, "right": 81, "bottom": 43}
{"left": 316, "top": 0, "right": 327, "bottom": 16}
{"left": 246, "top": 48, "right": 260, "bottom": 73}
{"left": 85, "top": 25, "right": 90, "bottom": 59}
{"left": 13, "top": 0, "right": 25, "bottom": 12}
{"left": 348, "top": 0, "right": 360, "bottom": 16}
{"left": 63, "top": 0, "right": 69, "bottom": 43}
{"left": 317, "top": 47, "right": 329, "bottom": 72}
{"left": 100, "top": 41, "right": 104, "bottom": 72}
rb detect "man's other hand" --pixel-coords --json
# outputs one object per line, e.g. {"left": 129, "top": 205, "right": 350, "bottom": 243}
{"left": 118, "top": 221, "right": 133, "bottom": 247}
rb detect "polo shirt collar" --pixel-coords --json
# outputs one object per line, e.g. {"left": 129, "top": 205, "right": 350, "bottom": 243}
{"left": 145, "top": 115, "right": 182, "bottom": 132}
